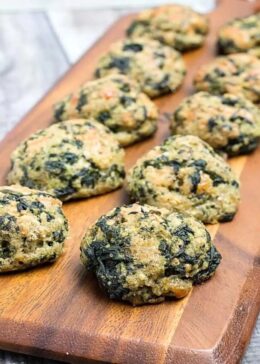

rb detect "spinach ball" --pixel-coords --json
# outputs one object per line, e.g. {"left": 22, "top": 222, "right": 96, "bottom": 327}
{"left": 171, "top": 92, "right": 260, "bottom": 156}
{"left": 127, "top": 4, "right": 209, "bottom": 51}
{"left": 80, "top": 203, "right": 221, "bottom": 305}
{"left": 53, "top": 75, "right": 158, "bottom": 147}
{"left": 194, "top": 54, "right": 260, "bottom": 106}
{"left": 217, "top": 14, "right": 260, "bottom": 58}
{"left": 95, "top": 38, "right": 186, "bottom": 98}
{"left": 126, "top": 135, "right": 240, "bottom": 224}
{"left": 0, "top": 185, "right": 68, "bottom": 272}
{"left": 8, "top": 119, "right": 125, "bottom": 201}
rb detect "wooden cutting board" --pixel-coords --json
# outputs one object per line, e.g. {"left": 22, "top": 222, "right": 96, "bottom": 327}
{"left": 0, "top": 1, "right": 259, "bottom": 363}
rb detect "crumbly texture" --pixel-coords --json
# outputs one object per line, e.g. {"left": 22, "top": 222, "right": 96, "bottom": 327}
{"left": 126, "top": 4, "right": 209, "bottom": 51}
{"left": 126, "top": 135, "right": 240, "bottom": 224}
{"left": 8, "top": 119, "right": 125, "bottom": 201}
{"left": 171, "top": 92, "right": 260, "bottom": 156}
{"left": 80, "top": 203, "right": 221, "bottom": 306}
{"left": 193, "top": 53, "right": 260, "bottom": 106}
{"left": 53, "top": 75, "right": 158, "bottom": 146}
{"left": 218, "top": 14, "right": 260, "bottom": 58}
{"left": 95, "top": 38, "right": 186, "bottom": 98}
{"left": 0, "top": 185, "right": 68, "bottom": 272}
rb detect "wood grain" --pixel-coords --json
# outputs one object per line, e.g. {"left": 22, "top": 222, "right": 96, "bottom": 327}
{"left": 0, "top": 1, "right": 259, "bottom": 363}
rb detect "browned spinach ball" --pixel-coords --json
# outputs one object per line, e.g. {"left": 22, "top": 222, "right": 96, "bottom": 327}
{"left": 0, "top": 185, "right": 68, "bottom": 272}
{"left": 194, "top": 54, "right": 260, "bottom": 107}
{"left": 8, "top": 119, "right": 125, "bottom": 201}
{"left": 53, "top": 75, "right": 158, "bottom": 147}
{"left": 217, "top": 14, "right": 260, "bottom": 58}
{"left": 127, "top": 4, "right": 209, "bottom": 51}
{"left": 80, "top": 203, "right": 221, "bottom": 305}
{"left": 95, "top": 38, "right": 186, "bottom": 98}
{"left": 171, "top": 92, "right": 260, "bottom": 156}
{"left": 127, "top": 135, "right": 240, "bottom": 224}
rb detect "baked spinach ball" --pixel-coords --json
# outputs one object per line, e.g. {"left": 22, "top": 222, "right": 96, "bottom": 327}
{"left": 8, "top": 119, "right": 125, "bottom": 201}
{"left": 0, "top": 185, "right": 68, "bottom": 272}
{"left": 171, "top": 92, "right": 260, "bottom": 156}
{"left": 53, "top": 75, "right": 158, "bottom": 146}
{"left": 126, "top": 135, "right": 240, "bottom": 224}
{"left": 127, "top": 4, "right": 209, "bottom": 52}
{"left": 95, "top": 38, "right": 186, "bottom": 98}
{"left": 194, "top": 53, "right": 260, "bottom": 106}
{"left": 217, "top": 13, "right": 260, "bottom": 58}
{"left": 80, "top": 203, "right": 221, "bottom": 305}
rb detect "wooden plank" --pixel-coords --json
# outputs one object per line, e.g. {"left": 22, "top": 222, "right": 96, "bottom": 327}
{"left": 0, "top": 12, "right": 69, "bottom": 141}
{"left": 0, "top": 1, "right": 259, "bottom": 363}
